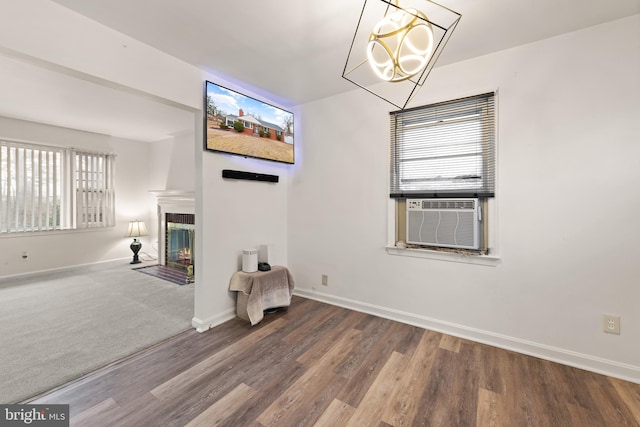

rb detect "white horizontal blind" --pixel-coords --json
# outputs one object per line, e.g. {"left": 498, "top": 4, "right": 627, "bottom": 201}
{"left": 390, "top": 92, "right": 496, "bottom": 198}
{"left": 74, "top": 150, "right": 115, "bottom": 228}
{"left": 0, "top": 140, "right": 63, "bottom": 232}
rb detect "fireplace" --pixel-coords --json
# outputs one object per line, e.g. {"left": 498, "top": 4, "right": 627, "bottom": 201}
{"left": 151, "top": 190, "right": 195, "bottom": 282}
{"left": 166, "top": 213, "right": 195, "bottom": 270}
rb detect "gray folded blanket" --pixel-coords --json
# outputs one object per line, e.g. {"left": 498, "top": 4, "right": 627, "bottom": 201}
{"left": 229, "top": 266, "right": 295, "bottom": 325}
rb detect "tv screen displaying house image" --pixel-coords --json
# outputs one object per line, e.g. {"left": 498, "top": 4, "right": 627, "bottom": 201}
{"left": 205, "top": 81, "right": 294, "bottom": 164}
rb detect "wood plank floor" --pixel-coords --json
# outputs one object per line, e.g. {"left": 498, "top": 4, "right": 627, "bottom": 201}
{"left": 32, "top": 296, "right": 640, "bottom": 426}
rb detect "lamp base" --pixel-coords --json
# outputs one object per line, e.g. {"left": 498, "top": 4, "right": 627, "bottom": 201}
{"left": 130, "top": 238, "right": 142, "bottom": 264}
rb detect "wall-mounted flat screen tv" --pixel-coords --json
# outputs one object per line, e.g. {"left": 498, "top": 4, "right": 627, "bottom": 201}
{"left": 205, "top": 81, "right": 294, "bottom": 164}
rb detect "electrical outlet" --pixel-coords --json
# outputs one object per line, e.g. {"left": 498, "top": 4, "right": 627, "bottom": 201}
{"left": 321, "top": 274, "right": 328, "bottom": 286}
{"left": 602, "top": 314, "right": 620, "bottom": 335}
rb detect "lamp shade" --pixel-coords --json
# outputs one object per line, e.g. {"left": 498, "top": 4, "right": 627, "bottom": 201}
{"left": 343, "top": 0, "right": 461, "bottom": 110}
{"left": 127, "top": 220, "right": 149, "bottom": 238}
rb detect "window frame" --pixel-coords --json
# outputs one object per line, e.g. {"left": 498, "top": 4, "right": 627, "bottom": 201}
{"left": 387, "top": 91, "right": 499, "bottom": 262}
{"left": 390, "top": 92, "right": 496, "bottom": 199}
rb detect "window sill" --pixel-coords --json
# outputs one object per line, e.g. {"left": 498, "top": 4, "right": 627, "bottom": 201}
{"left": 385, "top": 246, "right": 501, "bottom": 266}
{"left": 0, "top": 226, "right": 115, "bottom": 240}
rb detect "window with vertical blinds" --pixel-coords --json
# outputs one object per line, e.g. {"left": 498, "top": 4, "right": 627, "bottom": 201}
{"left": 390, "top": 92, "right": 496, "bottom": 198}
{"left": 0, "top": 142, "right": 63, "bottom": 232}
{"left": 73, "top": 150, "right": 116, "bottom": 229}
{"left": 0, "top": 140, "right": 115, "bottom": 233}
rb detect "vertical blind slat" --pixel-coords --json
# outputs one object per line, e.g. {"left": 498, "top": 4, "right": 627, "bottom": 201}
{"left": 38, "top": 150, "right": 42, "bottom": 229}
{"left": 0, "top": 146, "right": 4, "bottom": 232}
{"left": 52, "top": 151, "right": 58, "bottom": 228}
{"left": 30, "top": 149, "right": 35, "bottom": 229}
{"left": 14, "top": 148, "right": 20, "bottom": 230}
{"left": 3, "top": 147, "right": 10, "bottom": 231}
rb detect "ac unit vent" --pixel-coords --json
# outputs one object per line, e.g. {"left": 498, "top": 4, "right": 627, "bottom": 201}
{"left": 406, "top": 198, "right": 480, "bottom": 250}
{"left": 421, "top": 200, "right": 475, "bottom": 210}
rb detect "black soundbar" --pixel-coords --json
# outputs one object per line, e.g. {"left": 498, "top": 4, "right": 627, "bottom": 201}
{"left": 222, "top": 169, "right": 279, "bottom": 183}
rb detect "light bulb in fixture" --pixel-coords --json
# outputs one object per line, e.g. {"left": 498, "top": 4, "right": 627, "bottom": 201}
{"left": 367, "top": 8, "right": 434, "bottom": 82}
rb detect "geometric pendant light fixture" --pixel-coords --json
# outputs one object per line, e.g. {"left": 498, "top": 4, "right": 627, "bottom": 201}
{"left": 343, "top": 0, "right": 461, "bottom": 110}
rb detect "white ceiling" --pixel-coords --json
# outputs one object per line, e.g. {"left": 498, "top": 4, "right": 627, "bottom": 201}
{"left": 3, "top": 0, "right": 639, "bottom": 141}
{"left": 0, "top": 54, "right": 195, "bottom": 142}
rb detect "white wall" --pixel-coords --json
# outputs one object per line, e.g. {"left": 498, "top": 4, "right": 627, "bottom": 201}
{"left": 148, "top": 131, "right": 197, "bottom": 249}
{"left": 0, "top": 117, "right": 153, "bottom": 277}
{"left": 149, "top": 132, "right": 196, "bottom": 193}
{"left": 288, "top": 15, "right": 640, "bottom": 382}
{"left": 192, "top": 76, "right": 292, "bottom": 330}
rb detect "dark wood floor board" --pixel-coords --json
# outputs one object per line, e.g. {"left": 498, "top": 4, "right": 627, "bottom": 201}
{"left": 256, "top": 328, "right": 362, "bottom": 426}
{"left": 279, "top": 299, "right": 349, "bottom": 345}
{"left": 32, "top": 320, "right": 250, "bottom": 412}
{"left": 478, "top": 343, "right": 508, "bottom": 396}
{"left": 382, "top": 329, "right": 441, "bottom": 426}
{"left": 543, "top": 358, "right": 598, "bottom": 412}
{"left": 583, "top": 374, "right": 640, "bottom": 427}
{"left": 32, "top": 333, "right": 198, "bottom": 415}
{"left": 438, "top": 334, "right": 462, "bottom": 353}
{"left": 69, "top": 398, "right": 118, "bottom": 427}
{"left": 609, "top": 377, "right": 640, "bottom": 425}
{"left": 263, "top": 373, "right": 349, "bottom": 427}
{"left": 537, "top": 357, "right": 608, "bottom": 426}
{"left": 150, "top": 317, "right": 288, "bottom": 400}
{"left": 29, "top": 297, "right": 640, "bottom": 427}
{"left": 567, "top": 401, "right": 610, "bottom": 427}
{"left": 159, "top": 364, "right": 260, "bottom": 425}
{"left": 268, "top": 305, "right": 358, "bottom": 383}
{"left": 93, "top": 391, "right": 164, "bottom": 427}
{"left": 335, "top": 320, "right": 423, "bottom": 408}
{"left": 103, "top": 319, "right": 293, "bottom": 427}
{"left": 313, "top": 398, "right": 356, "bottom": 426}
{"left": 218, "top": 360, "right": 309, "bottom": 426}
{"left": 332, "top": 315, "right": 394, "bottom": 379}
{"left": 476, "top": 387, "right": 509, "bottom": 427}
{"left": 506, "top": 351, "right": 556, "bottom": 427}
{"left": 520, "top": 357, "right": 574, "bottom": 427}
{"left": 344, "top": 351, "right": 408, "bottom": 426}
{"left": 412, "top": 341, "right": 480, "bottom": 426}
{"left": 295, "top": 310, "right": 365, "bottom": 366}
{"left": 185, "top": 383, "right": 258, "bottom": 427}
{"left": 456, "top": 341, "right": 483, "bottom": 424}
{"left": 391, "top": 322, "right": 427, "bottom": 357}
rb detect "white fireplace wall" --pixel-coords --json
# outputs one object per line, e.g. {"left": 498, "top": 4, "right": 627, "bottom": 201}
{"left": 149, "top": 132, "right": 196, "bottom": 192}
{"left": 149, "top": 131, "right": 196, "bottom": 260}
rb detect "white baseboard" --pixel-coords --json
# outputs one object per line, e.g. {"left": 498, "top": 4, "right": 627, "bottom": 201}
{"left": 192, "top": 308, "right": 236, "bottom": 333}
{"left": 0, "top": 257, "right": 131, "bottom": 280}
{"left": 294, "top": 287, "right": 640, "bottom": 384}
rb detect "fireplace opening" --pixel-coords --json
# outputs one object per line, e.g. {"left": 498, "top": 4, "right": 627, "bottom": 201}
{"left": 165, "top": 213, "right": 195, "bottom": 281}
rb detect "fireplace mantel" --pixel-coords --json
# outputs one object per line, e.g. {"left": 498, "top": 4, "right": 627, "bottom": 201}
{"left": 150, "top": 190, "right": 195, "bottom": 211}
{"left": 150, "top": 190, "right": 195, "bottom": 266}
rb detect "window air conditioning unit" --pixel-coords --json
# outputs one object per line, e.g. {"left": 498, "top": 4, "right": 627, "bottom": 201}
{"left": 406, "top": 198, "right": 481, "bottom": 250}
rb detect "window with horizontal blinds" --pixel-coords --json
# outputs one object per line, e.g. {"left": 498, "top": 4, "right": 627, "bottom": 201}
{"left": 0, "top": 139, "right": 115, "bottom": 234}
{"left": 390, "top": 92, "right": 496, "bottom": 198}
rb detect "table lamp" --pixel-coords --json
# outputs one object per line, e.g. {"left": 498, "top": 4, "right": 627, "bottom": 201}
{"left": 127, "top": 220, "right": 149, "bottom": 264}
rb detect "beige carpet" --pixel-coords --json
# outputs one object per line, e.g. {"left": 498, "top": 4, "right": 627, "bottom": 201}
{"left": 0, "top": 260, "right": 194, "bottom": 403}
